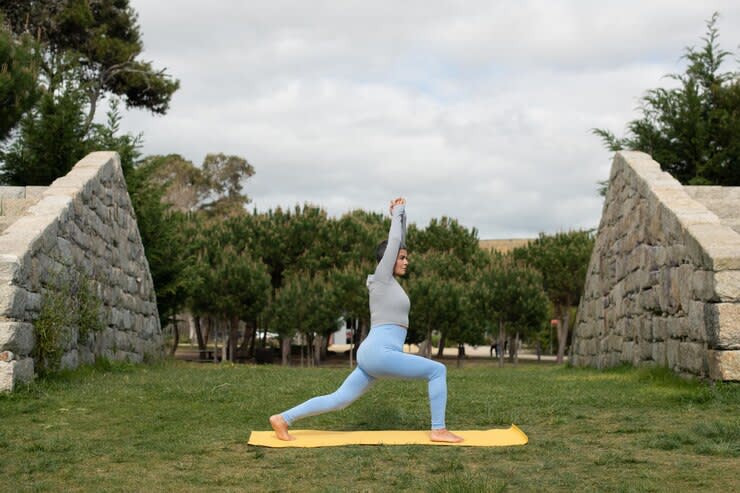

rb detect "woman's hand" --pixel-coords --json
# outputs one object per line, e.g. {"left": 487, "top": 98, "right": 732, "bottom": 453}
{"left": 389, "top": 197, "right": 406, "bottom": 214}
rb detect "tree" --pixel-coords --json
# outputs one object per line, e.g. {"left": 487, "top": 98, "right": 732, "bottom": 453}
{"left": 210, "top": 246, "right": 270, "bottom": 362}
{"left": 329, "top": 261, "right": 373, "bottom": 364}
{"left": 0, "top": 87, "right": 89, "bottom": 185}
{"left": 0, "top": 1, "right": 179, "bottom": 186}
{"left": 408, "top": 216, "right": 480, "bottom": 264}
{"left": 407, "top": 251, "right": 480, "bottom": 359}
{"left": 135, "top": 154, "right": 211, "bottom": 212}
{"left": 269, "top": 272, "right": 310, "bottom": 366}
{"left": 512, "top": 230, "right": 594, "bottom": 363}
{"left": 126, "top": 153, "right": 190, "bottom": 338}
{"left": 1, "top": 0, "right": 179, "bottom": 134}
{"left": 0, "top": 13, "right": 40, "bottom": 141}
{"left": 472, "top": 253, "right": 550, "bottom": 367}
{"left": 200, "top": 153, "right": 255, "bottom": 217}
{"left": 594, "top": 12, "right": 739, "bottom": 187}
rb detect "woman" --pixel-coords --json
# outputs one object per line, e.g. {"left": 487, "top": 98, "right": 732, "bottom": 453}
{"left": 269, "top": 197, "right": 463, "bottom": 443}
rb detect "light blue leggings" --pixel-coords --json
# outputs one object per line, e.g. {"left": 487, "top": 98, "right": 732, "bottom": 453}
{"left": 281, "top": 324, "right": 448, "bottom": 429}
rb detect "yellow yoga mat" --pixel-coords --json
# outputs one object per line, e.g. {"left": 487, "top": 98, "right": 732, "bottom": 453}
{"left": 248, "top": 424, "right": 527, "bottom": 448}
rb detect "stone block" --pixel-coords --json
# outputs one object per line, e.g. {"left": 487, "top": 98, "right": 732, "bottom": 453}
{"left": 639, "top": 340, "right": 653, "bottom": 361}
{"left": 714, "top": 271, "right": 740, "bottom": 301}
{"left": 692, "top": 270, "right": 716, "bottom": 301}
{"left": 658, "top": 268, "right": 677, "bottom": 314}
{"left": 607, "top": 351, "right": 621, "bottom": 367}
{"left": 60, "top": 349, "right": 79, "bottom": 370}
{"left": 679, "top": 341, "right": 705, "bottom": 374}
{"left": 707, "top": 350, "right": 740, "bottom": 381}
{"left": 639, "top": 245, "right": 660, "bottom": 271}
{"left": 622, "top": 342, "right": 633, "bottom": 362}
{"left": 666, "top": 339, "right": 680, "bottom": 369}
{"left": 653, "top": 317, "right": 668, "bottom": 341}
{"left": 77, "top": 346, "right": 95, "bottom": 365}
{"left": 0, "top": 361, "right": 12, "bottom": 391}
{"left": 0, "top": 357, "right": 34, "bottom": 392}
{"left": 55, "top": 237, "right": 74, "bottom": 265}
{"left": 686, "top": 223, "right": 740, "bottom": 271}
{"left": 676, "top": 264, "right": 694, "bottom": 311}
{"left": 639, "top": 288, "right": 659, "bottom": 313}
{"left": 0, "top": 186, "right": 26, "bottom": 199}
{"left": 688, "top": 301, "right": 708, "bottom": 341}
{"left": 0, "top": 254, "right": 22, "bottom": 283}
{"left": 652, "top": 342, "right": 667, "bottom": 365}
{"left": 0, "top": 284, "right": 28, "bottom": 319}
{"left": 94, "top": 327, "right": 116, "bottom": 353}
{"left": 115, "top": 329, "right": 132, "bottom": 351}
{"left": 673, "top": 317, "right": 695, "bottom": 343}
{"left": 608, "top": 334, "right": 623, "bottom": 351}
{"left": 705, "top": 303, "right": 740, "bottom": 349}
{"left": 25, "top": 186, "right": 48, "bottom": 199}
{"left": 639, "top": 318, "right": 653, "bottom": 341}
{"left": 0, "top": 322, "right": 35, "bottom": 355}
{"left": 27, "top": 195, "right": 72, "bottom": 218}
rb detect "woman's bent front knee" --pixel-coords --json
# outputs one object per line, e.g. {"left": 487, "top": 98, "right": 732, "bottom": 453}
{"left": 431, "top": 361, "right": 446, "bottom": 379}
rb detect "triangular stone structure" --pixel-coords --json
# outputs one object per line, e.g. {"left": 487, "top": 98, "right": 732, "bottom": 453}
{"left": 573, "top": 151, "right": 739, "bottom": 380}
{"left": 0, "top": 152, "right": 162, "bottom": 391}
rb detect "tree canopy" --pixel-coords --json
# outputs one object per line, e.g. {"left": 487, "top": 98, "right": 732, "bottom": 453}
{"left": 594, "top": 12, "right": 739, "bottom": 186}
{"left": 1, "top": 0, "right": 179, "bottom": 132}
{"left": 513, "top": 230, "right": 594, "bottom": 362}
{"left": 0, "top": 13, "right": 40, "bottom": 141}
{"left": 0, "top": 0, "right": 179, "bottom": 186}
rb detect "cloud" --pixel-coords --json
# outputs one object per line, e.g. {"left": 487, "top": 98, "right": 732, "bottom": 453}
{"left": 120, "top": 1, "right": 740, "bottom": 238}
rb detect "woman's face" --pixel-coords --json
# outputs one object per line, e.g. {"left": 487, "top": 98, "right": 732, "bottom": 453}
{"left": 394, "top": 249, "right": 409, "bottom": 276}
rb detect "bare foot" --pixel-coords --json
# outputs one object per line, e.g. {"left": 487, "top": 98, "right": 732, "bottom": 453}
{"left": 269, "top": 414, "right": 295, "bottom": 441}
{"left": 430, "top": 429, "right": 464, "bottom": 443}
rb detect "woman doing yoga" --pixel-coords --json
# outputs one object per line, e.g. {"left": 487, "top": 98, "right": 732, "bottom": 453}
{"left": 270, "top": 197, "right": 463, "bottom": 443}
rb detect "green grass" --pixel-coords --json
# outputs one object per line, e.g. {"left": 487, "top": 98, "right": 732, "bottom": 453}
{"left": 1, "top": 360, "right": 739, "bottom": 492}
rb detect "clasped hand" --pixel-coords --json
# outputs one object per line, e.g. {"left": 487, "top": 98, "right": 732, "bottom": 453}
{"left": 389, "top": 197, "right": 406, "bottom": 215}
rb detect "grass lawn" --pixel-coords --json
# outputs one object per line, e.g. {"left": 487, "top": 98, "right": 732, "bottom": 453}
{"left": 1, "top": 359, "right": 738, "bottom": 492}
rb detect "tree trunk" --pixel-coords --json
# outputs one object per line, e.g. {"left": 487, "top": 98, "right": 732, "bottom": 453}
{"left": 314, "top": 334, "right": 323, "bottom": 366}
{"left": 557, "top": 310, "right": 570, "bottom": 364}
{"left": 169, "top": 312, "right": 179, "bottom": 357}
{"left": 436, "top": 331, "right": 447, "bottom": 358}
{"left": 360, "top": 319, "right": 369, "bottom": 343}
{"left": 248, "top": 322, "right": 258, "bottom": 358}
{"left": 240, "top": 320, "right": 252, "bottom": 351}
{"left": 194, "top": 316, "right": 206, "bottom": 359}
{"left": 221, "top": 320, "right": 228, "bottom": 362}
{"left": 229, "top": 315, "right": 240, "bottom": 362}
{"left": 422, "top": 327, "right": 433, "bottom": 358}
{"left": 281, "top": 336, "right": 290, "bottom": 366}
{"left": 349, "top": 327, "right": 354, "bottom": 368}
{"left": 498, "top": 319, "right": 505, "bottom": 368}
{"left": 203, "top": 316, "right": 211, "bottom": 347}
{"left": 514, "top": 331, "right": 520, "bottom": 367}
{"left": 321, "top": 333, "right": 330, "bottom": 360}
{"left": 82, "top": 84, "right": 101, "bottom": 137}
{"left": 456, "top": 343, "right": 464, "bottom": 368}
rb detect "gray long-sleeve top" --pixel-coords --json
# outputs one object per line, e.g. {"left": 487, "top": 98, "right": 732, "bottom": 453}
{"left": 366, "top": 204, "right": 410, "bottom": 328}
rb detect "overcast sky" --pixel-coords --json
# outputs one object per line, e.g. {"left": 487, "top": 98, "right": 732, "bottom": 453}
{"left": 119, "top": 1, "right": 740, "bottom": 239}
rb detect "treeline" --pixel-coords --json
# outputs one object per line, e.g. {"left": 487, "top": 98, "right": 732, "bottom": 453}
{"left": 132, "top": 154, "right": 594, "bottom": 367}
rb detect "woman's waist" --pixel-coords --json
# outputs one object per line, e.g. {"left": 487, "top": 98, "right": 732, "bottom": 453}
{"left": 370, "top": 323, "right": 408, "bottom": 332}
{"left": 366, "top": 323, "right": 407, "bottom": 345}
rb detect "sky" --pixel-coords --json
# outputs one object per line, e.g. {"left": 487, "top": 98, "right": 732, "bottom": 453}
{"left": 119, "top": 1, "right": 740, "bottom": 239}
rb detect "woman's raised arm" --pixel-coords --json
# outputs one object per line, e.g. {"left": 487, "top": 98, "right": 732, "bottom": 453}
{"left": 374, "top": 198, "right": 406, "bottom": 281}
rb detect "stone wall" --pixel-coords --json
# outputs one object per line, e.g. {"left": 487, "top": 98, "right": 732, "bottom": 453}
{"left": 0, "top": 152, "right": 162, "bottom": 391}
{"left": 572, "top": 151, "right": 740, "bottom": 381}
